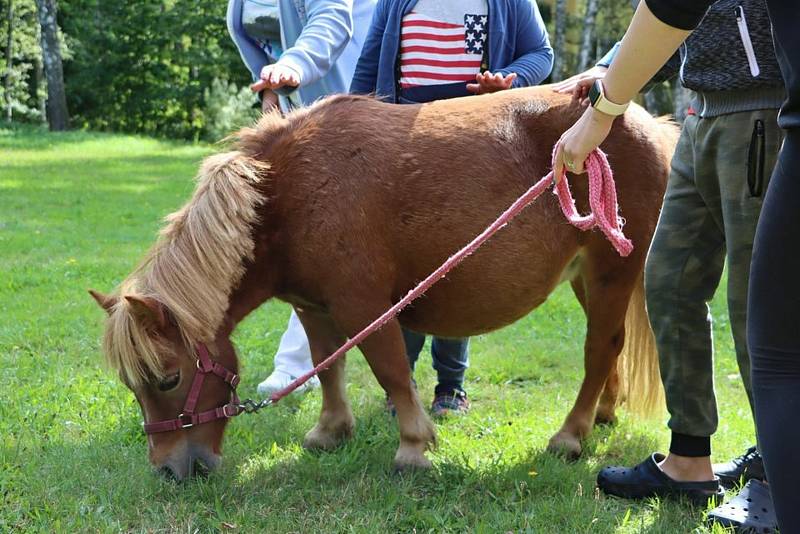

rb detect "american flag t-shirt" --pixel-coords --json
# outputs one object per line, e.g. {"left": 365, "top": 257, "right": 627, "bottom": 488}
{"left": 399, "top": 11, "right": 489, "bottom": 89}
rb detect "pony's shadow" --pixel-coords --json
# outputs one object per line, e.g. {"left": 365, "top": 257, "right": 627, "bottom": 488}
{"left": 229, "top": 406, "right": 710, "bottom": 532}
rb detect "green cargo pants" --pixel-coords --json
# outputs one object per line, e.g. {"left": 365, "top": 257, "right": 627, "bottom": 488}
{"left": 645, "top": 108, "right": 782, "bottom": 438}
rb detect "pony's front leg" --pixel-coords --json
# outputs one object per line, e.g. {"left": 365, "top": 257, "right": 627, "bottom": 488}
{"left": 358, "top": 318, "right": 435, "bottom": 470}
{"left": 331, "top": 299, "right": 435, "bottom": 470}
{"left": 295, "top": 309, "right": 355, "bottom": 451}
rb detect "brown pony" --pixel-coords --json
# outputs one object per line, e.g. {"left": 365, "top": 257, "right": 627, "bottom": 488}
{"left": 91, "top": 87, "right": 677, "bottom": 480}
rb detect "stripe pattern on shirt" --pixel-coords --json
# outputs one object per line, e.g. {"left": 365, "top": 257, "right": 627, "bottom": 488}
{"left": 399, "top": 12, "right": 488, "bottom": 88}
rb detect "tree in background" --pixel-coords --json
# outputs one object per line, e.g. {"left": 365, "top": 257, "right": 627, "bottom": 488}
{"left": 4, "top": 0, "right": 12, "bottom": 121}
{"left": 1, "top": 0, "right": 44, "bottom": 123}
{"left": 550, "top": 0, "right": 568, "bottom": 82}
{"left": 35, "top": 0, "right": 68, "bottom": 130}
{"left": 545, "top": 0, "right": 633, "bottom": 82}
{"left": 59, "top": 0, "right": 250, "bottom": 140}
{"left": 576, "top": 0, "right": 599, "bottom": 72}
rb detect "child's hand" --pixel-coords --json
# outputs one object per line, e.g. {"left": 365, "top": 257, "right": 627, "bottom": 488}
{"left": 250, "top": 63, "right": 301, "bottom": 92}
{"left": 552, "top": 65, "right": 608, "bottom": 105}
{"left": 466, "top": 72, "right": 517, "bottom": 94}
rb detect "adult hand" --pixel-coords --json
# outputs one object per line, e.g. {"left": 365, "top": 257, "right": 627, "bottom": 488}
{"left": 250, "top": 63, "right": 301, "bottom": 92}
{"left": 261, "top": 89, "right": 279, "bottom": 114}
{"left": 552, "top": 105, "right": 615, "bottom": 180}
{"left": 466, "top": 71, "right": 517, "bottom": 94}
{"left": 552, "top": 65, "right": 608, "bottom": 105}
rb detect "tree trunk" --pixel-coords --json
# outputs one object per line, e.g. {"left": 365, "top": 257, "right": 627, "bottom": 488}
{"left": 577, "top": 0, "right": 600, "bottom": 72}
{"left": 33, "top": 51, "right": 45, "bottom": 122}
{"left": 551, "top": 0, "right": 568, "bottom": 82}
{"left": 4, "top": 0, "right": 13, "bottom": 122}
{"left": 35, "top": 0, "right": 68, "bottom": 130}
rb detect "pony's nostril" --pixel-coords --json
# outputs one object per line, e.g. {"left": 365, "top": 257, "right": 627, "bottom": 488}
{"left": 187, "top": 445, "right": 221, "bottom": 478}
{"left": 158, "top": 465, "right": 180, "bottom": 481}
{"left": 193, "top": 459, "right": 210, "bottom": 478}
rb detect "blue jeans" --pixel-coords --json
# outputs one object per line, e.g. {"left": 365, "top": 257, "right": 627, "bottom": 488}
{"left": 401, "top": 328, "right": 469, "bottom": 393}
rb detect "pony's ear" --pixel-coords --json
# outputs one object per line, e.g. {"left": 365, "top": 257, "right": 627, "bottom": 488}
{"left": 124, "top": 295, "right": 168, "bottom": 332}
{"left": 89, "top": 289, "right": 117, "bottom": 315}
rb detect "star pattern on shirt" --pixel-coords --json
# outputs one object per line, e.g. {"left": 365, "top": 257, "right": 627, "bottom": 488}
{"left": 464, "top": 14, "right": 488, "bottom": 54}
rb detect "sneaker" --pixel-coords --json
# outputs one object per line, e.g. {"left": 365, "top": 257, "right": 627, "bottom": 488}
{"left": 256, "top": 370, "right": 320, "bottom": 396}
{"left": 713, "top": 445, "right": 766, "bottom": 489}
{"left": 431, "top": 389, "right": 470, "bottom": 417}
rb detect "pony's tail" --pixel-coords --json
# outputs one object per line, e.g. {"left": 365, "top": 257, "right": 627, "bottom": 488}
{"left": 617, "top": 272, "right": 664, "bottom": 417}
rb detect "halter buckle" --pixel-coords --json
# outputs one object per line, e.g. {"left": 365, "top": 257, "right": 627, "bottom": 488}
{"left": 177, "top": 413, "right": 194, "bottom": 429}
{"left": 222, "top": 404, "right": 238, "bottom": 418}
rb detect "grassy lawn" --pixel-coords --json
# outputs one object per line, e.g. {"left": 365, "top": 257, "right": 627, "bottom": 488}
{"left": 0, "top": 124, "right": 753, "bottom": 533}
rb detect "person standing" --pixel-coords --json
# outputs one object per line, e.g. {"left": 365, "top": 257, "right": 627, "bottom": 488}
{"left": 350, "top": 0, "right": 553, "bottom": 416}
{"left": 554, "top": 1, "right": 784, "bottom": 530}
{"left": 552, "top": 0, "right": 800, "bottom": 531}
{"left": 227, "top": 0, "right": 376, "bottom": 394}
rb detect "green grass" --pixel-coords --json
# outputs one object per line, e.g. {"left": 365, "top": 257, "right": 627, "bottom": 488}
{"left": 0, "top": 123, "right": 753, "bottom": 533}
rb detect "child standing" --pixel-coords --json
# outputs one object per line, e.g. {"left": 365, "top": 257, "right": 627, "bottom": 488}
{"left": 350, "top": 0, "right": 552, "bottom": 415}
{"left": 227, "top": 0, "right": 376, "bottom": 395}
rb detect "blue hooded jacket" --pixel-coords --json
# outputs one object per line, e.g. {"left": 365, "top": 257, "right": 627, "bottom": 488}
{"left": 349, "top": 0, "right": 553, "bottom": 102}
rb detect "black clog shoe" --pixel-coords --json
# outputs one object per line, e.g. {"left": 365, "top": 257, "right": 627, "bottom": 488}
{"left": 597, "top": 453, "right": 725, "bottom": 506}
{"left": 707, "top": 479, "right": 777, "bottom": 533}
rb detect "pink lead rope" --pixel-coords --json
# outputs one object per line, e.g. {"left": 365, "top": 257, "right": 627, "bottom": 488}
{"left": 269, "top": 147, "right": 633, "bottom": 403}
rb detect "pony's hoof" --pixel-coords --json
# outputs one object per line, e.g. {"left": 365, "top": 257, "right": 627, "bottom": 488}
{"left": 302, "top": 424, "right": 352, "bottom": 451}
{"left": 393, "top": 446, "right": 432, "bottom": 472}
{"left": 547, "top": 431, "right": 583, "bottom": 460}
{"left": 393, "top": 456, "right": 432, "bottom": 472}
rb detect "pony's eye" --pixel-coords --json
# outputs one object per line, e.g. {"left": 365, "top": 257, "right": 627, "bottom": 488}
{"left": 157, "top": 372, "right": 180, "bottom": 392}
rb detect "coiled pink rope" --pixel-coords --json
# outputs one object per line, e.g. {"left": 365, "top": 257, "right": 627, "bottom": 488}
{"left": 555, "top": 147, "right": 633, "bottom": 257}
{"left": 270, "top": 147, "right": 632, "bottom": 402}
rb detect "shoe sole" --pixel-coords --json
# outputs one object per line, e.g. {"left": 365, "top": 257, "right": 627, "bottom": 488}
{"left": 600, "top": 480, "right": 724, "bottom": 507}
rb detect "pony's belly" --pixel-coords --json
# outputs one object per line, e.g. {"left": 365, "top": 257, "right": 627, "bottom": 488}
{"left": 398, "top": 297, "right": 548, "bottom": 338}
{"left": 396, "top": 251, "right": 580, "bottom": 338}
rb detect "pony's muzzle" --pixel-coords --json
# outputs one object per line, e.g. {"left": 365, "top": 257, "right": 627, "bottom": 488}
{"left": 156, "top": 445, "right": 221, "bottom": 482}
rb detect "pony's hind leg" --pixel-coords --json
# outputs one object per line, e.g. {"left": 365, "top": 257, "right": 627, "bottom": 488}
{"left": 569, "top": 277, "right": 618, "bottom": 426}
{"left": 295, "top": 309, "right": 355, "bottom": 451}
{"left": 548, "top": 264, "right": 637, "bottom": 459}
{"left": 595, "top": 368, "right": 620, "bottom": 425}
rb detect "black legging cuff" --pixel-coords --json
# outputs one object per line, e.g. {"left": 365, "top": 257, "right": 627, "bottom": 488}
{"left": 669, "top": 432, "right": 711, "bottom": 457}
